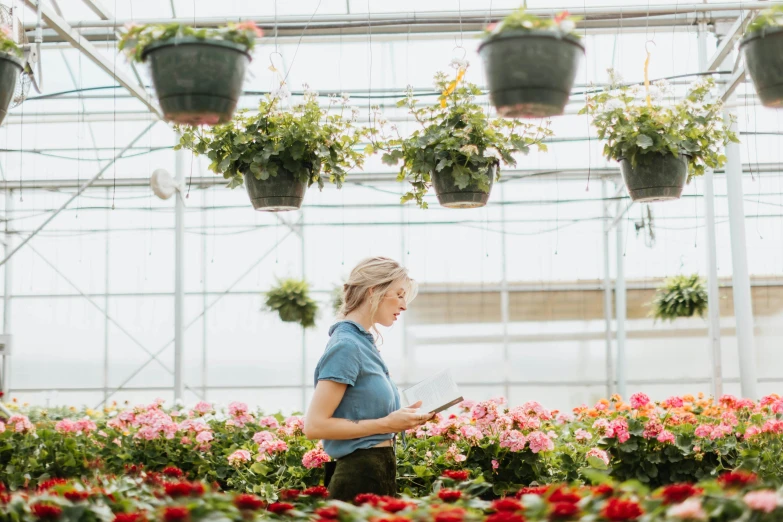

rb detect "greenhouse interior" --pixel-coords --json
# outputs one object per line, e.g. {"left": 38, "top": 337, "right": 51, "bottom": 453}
{"left": 1, "top": 0, "right": 783, "bottom": 514}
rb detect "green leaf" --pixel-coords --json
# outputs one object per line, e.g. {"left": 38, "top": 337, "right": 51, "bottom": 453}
{"left": 636, "top": 134, "right": 654, "bottom": 149}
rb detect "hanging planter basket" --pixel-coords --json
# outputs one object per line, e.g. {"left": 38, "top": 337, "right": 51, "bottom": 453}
{"left": 740, "top": 27, "right": 783, "bottom": 108}
{"left": 619, "top": 153, "right": 689, "bottom": 203}
{"left": 244, "top": 167, "right": 309, "bottom": 212}
{"left": 142, "top": 37, "right": 251, "bottom": 125}
{"left": 0, "top": 52, "right": 22, "bottom": 126}
{"left": 431, "top": 164, "right": 497, "bottom": 209}
{"left": 478, "top": 30, "right": 584, "bottom": 118}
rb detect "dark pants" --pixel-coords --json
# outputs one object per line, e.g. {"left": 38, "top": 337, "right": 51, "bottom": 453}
{"left": 325, "top": 447, "right": 397, "bottom": 501}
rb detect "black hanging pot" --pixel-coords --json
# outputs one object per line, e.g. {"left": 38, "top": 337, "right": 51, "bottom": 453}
{"left": 619, "top": 153, "right": 689, "bottom": 203}
{"left": 431, "top": 163, "right": 497, "bottom": 209}
{"left": 740, "top": 27, "right": 783, "bottom": 108}
{"left": 478, "top": 30, "right": 584, "bottom": 118}
{"left": 0, "top": 52, "right": 22, "bottom": 126}
{"left": 244, "top": 167, "right": 309, "bottom": 212}
{"left": 142, "top": 37, "right": 251, "bottom": 125}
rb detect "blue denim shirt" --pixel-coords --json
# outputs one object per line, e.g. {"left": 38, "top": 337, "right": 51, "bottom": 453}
{"left": 314, "top": 320, "right": 401, "bottom": 459}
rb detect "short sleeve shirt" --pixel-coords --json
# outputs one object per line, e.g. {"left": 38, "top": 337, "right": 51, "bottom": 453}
{"left": 314, "top": 320, "right": 401, "bottom": 459}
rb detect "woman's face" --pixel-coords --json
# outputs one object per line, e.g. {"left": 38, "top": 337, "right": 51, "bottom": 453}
{"left": 374, "top": 280, "right": 409, "bottom": 327}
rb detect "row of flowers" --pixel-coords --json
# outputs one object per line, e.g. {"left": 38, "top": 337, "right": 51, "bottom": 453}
{"left": 2, "top": 465, "right": 783, "bottom": 522}
{"left": 2, "top": 392, "right": 783, "bottom": 496}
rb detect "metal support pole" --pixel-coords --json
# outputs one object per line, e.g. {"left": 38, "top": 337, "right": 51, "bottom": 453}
{"left": 400, "top": 192, "right": 409, "bottom": 389}
{"left": 699, "top": 21, "right": 723, "bottom": 398}
{"left": 615, "top": 199, "right": 627, "bottom": 400}
{"left": 103, "top": 187, "right": 110, "bottom": 406}
{"left": 300, "top": 212, "right": 307, "bottom": 412}
{"left": 174, "top": 139, "right": 185, "bottom": 403}
{"left": 499, "top": 183, "right": 510, "bottom": 401}
{"left": 0, "top": 121, "right": 157, "bottom": 268}
{"left": 602, "top": 178, "right": 615, "bottom": 396}
{"left": 2, "top": 190, "right": 13, "bottom": 399}
{"left": 724, "top": 107, "right": 758, "bottom": 399}
{"left": 201, "top": 195, "right": 208, "bottom": 400}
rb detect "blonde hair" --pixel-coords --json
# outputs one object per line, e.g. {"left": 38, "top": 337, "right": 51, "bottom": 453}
{"left": 339, "top": 257, "right": 418, "bottom": 330}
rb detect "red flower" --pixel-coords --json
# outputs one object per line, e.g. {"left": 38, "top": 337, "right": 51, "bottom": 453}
{"left": 438, "top": 489, "right": 462, "bottom": 503}
{"left": 554, "top": 11, "right": 570, "bottom": 23}
{"left": 442, "top": 470, "right": 469, "bottom": 481}
{"left": 267, "top": 502, "right": 294, "bottom": 515}
{"left": 602, "top": 498, "right": 643, "bottom": 522}
{"left": 355, "top": 493, "right": 382, "bottom": 506}
{"left": 233, "top": 494, "right": 266, "bottom": 511}
{"left": 492, "top": 498, "right": 524, "bottom": 512}
{"left": 549, "top": 488, "right": 580, "bottom": 504}
{"left": 314, "top": 507, "right": 339, "bottom": 520}
{"left": 124, "top": 464, "right": 144, "bottom": 475}
{"left": 303, "top": 486, "right": 329, "bottom": 498}
{"left": 164, "top": 482, "right": 192, "bottom": 498}
{"left": 660, "top": 484, "right": 701, "bottom": 504}
{"left": 381, "top": 498, "right": 411, "bottom": 513}
{"left": 373, "top": 517, "right": 409, "bottom": 522}
{"left": 162, "top": 467, "right": 184, "bottom": 478}
{"left": 486, "top": 513, "right": 526, "bottom": 522}
{"left": 162, "top": 507, "right": 189, "bottom": 522}
{"left": 0, "top": 493, "right": 10, "bottom": 505}
{"left": 37, "top": 479, "right": 68, "bottom": 492}
{"left": 717, "top": 471, "right": 758, "bottom": 489}
{"left": 434, "top": 508, "right": 466, "bottom": 522}
{"left": 516, "top": 486, "right": 550, "bottom": 499}
{"left": 278, "top": 489, "right": 301, "bottom": 501}
{"left": 592, "top": 485, "right": 614, "bottom": 497}
{"left": 32, "top": 504, "right": 63, "bottom": 520}
{"left": 113, "top": 513, "right": 144, "bottom": 522}
{"left": 549, "top": 502, "right": 579, "bottom": 520}
{"left": 0, "top": 483, "right": 5, "bottom": 493}
{"left": 64, "top": 491, "right": 90, "bottom": 502}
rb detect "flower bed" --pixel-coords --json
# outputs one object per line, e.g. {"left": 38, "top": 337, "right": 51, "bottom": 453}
{"left": 2, "top": 392, "right": 783, "bottom": 496}
{"left": 1, "top": 467, "right": 781, "bottom": 522}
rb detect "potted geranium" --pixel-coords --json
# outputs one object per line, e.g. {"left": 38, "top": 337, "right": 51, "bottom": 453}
{"left": 741, "top": 4, "right": 783, "bottom": 107}
{"left": 581, "top": 75, "right": 738, "bottom": 202}
{"left": 176, "top": 91, "right": 366, "bottom": 211}
{"left": 264, "top": 279, "right": 318, "bottom": 328}
{"left": 478, "top": 7, "right": 584, "bottom": 118}
{"left": 0, "top": 25, "right": 22, "bottom": 126}
{"left": 372, "top": 64, "right": 552, "bottom": 209}
{"left": 119, "top": 22, "right": 262, "bottom": 125}
{"left": 649, "top": 274, "right": 708, "bottom": 322}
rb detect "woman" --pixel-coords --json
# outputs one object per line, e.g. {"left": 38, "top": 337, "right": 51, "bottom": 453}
{"left": 303, "top": 256, "right": 431, "bottom": 501}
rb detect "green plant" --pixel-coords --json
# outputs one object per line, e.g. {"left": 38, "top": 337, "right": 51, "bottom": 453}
{"left": 265, "top": 279, "right": 318, "bottom": 328}
{"left": 747, "top": 4, "right": 783, "bottom": 34}
{"left": 0, "top": 25, "right": 22, "bottom": 58}
{"left": 581, "top": 74, "right": 739, "bottom": 178}
{"left": 118, "top": 22, "right": 263, "bottom": 62}
{"left": 330, "top": 285, "right": 344, "bottom": 316}
{"left": 484, "top": 8, "right": 582, "bottom": 38}
{"left": 649, "top": 274, "right": 708, "bottom": 322}
{"left": 372, "top": 65, "right": 552, "bottom": 208}
{"left": 176, "top": 93, "right": 367, "bottom": 190}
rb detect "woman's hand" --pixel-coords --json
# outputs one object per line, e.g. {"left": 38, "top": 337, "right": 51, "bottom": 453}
{"left": 380, "top": 401, "right": 434, "bottom": 432}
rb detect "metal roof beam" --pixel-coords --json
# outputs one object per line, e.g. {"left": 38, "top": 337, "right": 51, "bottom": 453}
{"left": 81, "top": 0, "right": 112, "bottom": 20}
{"left": 23, "top": 0, "right": 162, "bottom": 118}
{"left": 707, "top": 9, "right": 756, "bottom": 71}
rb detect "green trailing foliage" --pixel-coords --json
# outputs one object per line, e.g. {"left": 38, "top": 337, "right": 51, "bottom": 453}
{"left": 649, "top": 274, "right": 708, "bottom": 322}
{"left": 175, "top": 93, "right": 367, "bottom": 190}
{"left": 747, "top": 4, "right": 783, "bottom": 34}
{"left": 580, "top": 73, "right": 739, "bottom": 179}
{"left": 118, "top": 22, "right": 263, "bottom": 63}
{"left": 264, "top": 279, "right": 318, "bottom": 329}
{"left": 483, "top": 7, "right": 582, "bottom": 38}
{"left": 370, "top": 66, "right": 552, "bottom": 209}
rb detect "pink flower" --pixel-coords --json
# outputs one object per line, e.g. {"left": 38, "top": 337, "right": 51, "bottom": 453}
{"left": 592, "top": 419, "right": 614, "bottom": 437}
{"left": 744, "top": 490, "right": 778, "bottom": 513}
{"left": 508, "top": 408, "right": 541, "bottom": 430}
{"left": 527, "top": 431, "right": 554, "bottom": 454}
{"left": 258, "top": 416, "right": 280, "bottom": 429}
{"left": 556, "top": 412, "right": 574, "bottom": 424}
{"left": 667, "top": 498, "right": 707, "bottom": 520}
{"left": 575, "top": 429, "right": 592, "bottom": 442}
{"left": 772, "top": 400, "right": 783, "bottom": 415}
{"left": 55, "top": 419, "right": 77, "bottom": 433}
{"left": 471, "top": 401, "right": 499, "bottom": 425}
{"left": 458, "top": 399, "right": 476, "bottom": 412}
{"left": 630, "top": 393, "right": 651, "bottom": 409}
{"left": 112, "top": 437, "right": 122, "bottom": 446}
{"left": 75, "top": 418, "right": 97, "bottom": 433}
{"left": 228, "top": 449, "right": 252, "bottom": 466}
{"left": 228, "top": 401, "right": 249, "bottom": 417}
{"left": 586, "top": 448, "right": 610, "bottom": 466}
{"left": 446, "top": 443, "right": 467, "bottom": 462}
{"left": 693, "top": 446, "right": 701, "bottom": 452}
{"left": 195, "top": 431, "right": 213, "bottom": 443}
{"left": 521, "top": 401, "right": 552, "bottom": 420}
{"left": 8, "top": 415, "right": 34, "bottom": 433}
{"left": 135, "top": 426, "right": 159, "bottom": 441}
{"left": 492, "top": 460, "right": 499, "bottom": 470}
{"left": 282, "top": 417, "right": 305, "bottom": 436}
{"left": 459, "top": 425, "right": 484, "bottom": 445}
{"left": 235, "top": 21, "right": 264, "bottom": 37}
{"left": 709, "top": 424, "right": 733, "bottom": 440}
{"left": 610, "top": 418, "right": 630, "bottom": 443}
{"left": 499, "top": 430, "right": 527, "bottom": 452}
{"left": 643, "top": 420, "right": 663, "bottom": 439}
{"left": 0, "top": 422, "right": 5, "bottom": 433}
{"left": 745, "top": 425, "right": 761, "bottom": 438}
{"left": 657, "top": 430, "right": 676, "bottom": 444}
{"left": 193, "top": 401, "right": 212, "bottom": 414}
{"left": 253, "top": 431, "right": 275, "bottom": 445}
{"left": 721, "top": 412, "right": 739, "bottom": 426}
{"left": 694, "top": 424, "right": 713, "bottom": 438}
{"left": 662, "top": 396, "right": 684, "bottom": 408}
{"left": 594, "top": 401, "right": 608, "bottom": 411}
{"left": 302, "top": 445, "right": 331, "bottom": 469}
{"left": 0, "top": 26, "right": 11, "bottom": 39}
{"left": 180, "top": 436, "right": 191, "bottom": 444}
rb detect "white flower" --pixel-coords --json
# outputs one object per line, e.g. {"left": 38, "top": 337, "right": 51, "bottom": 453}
{"left": 341, "top": 92, "right": 350, "bottom": 103}
{"left": 559, "top": 20, "right": 576, "bottom": 33}
{"left": 483, "top": 148, "right": 501, "bottom": 159}
{"left": 607, "top": 68, "right": 624, "bottom": 86}
{"left": 272, "top": 84, "right": 291, "bottom": 102}
{"left": 450, "top": 57, "right": 469, "bottom": 70}
{"left": 605, "top": 98, "right": 624, "bottom": 111}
